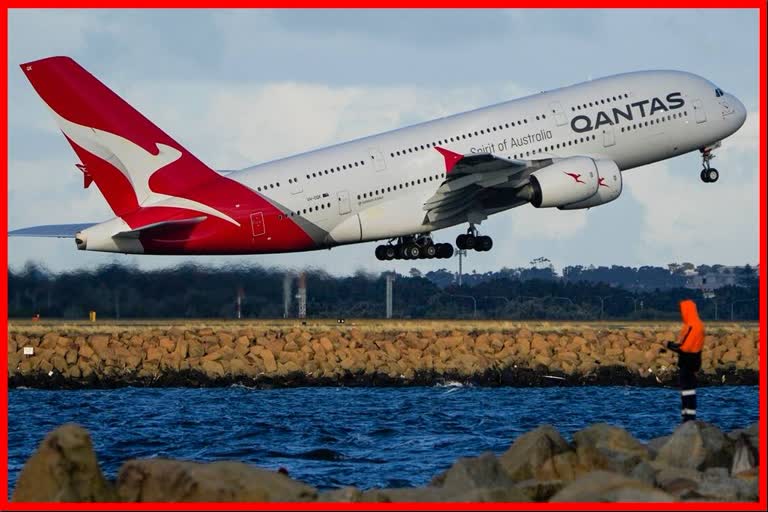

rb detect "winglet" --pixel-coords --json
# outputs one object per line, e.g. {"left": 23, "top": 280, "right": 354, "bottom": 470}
{"left": 434, "top": 147, "right": 464, "bottom": 174}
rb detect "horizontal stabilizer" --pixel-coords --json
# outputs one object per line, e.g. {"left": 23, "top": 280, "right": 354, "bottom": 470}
{"left": 113, "top": 216, "right": 207, "bottom": 238}
{"left": 8, "top": 223, "right": 97, "bottom": 238}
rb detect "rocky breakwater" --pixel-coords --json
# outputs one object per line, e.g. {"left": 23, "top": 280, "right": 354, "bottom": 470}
{"left": 11, "top": 420, "right": 760, "bottom": 502}
{"left": 7, "top": 322, "right": 760, "bottom": 388}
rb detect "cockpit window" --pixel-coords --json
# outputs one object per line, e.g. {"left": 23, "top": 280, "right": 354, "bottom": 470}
{"left": 715, "top": 88, "right": 724, "bottom": 97}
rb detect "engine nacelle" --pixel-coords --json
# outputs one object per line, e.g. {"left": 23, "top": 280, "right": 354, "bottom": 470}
{"left": 558, "top": 160, "right": 623, "bottom": 210}
{"left": 529, "top": 156, "right": 600, "bottom": 208}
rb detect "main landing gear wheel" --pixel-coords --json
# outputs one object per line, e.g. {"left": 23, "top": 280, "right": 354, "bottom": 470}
{"left": 701, "top": 168, "right": 719, "bottom": 183}
{"left": 457, "top": 227, "right": 493, "bottom": 253}
{"left": 375, "top": 236, "right": 453, "bottom": 260}
{"left": 476, "top": 236, "right": 493, "bottom": 252}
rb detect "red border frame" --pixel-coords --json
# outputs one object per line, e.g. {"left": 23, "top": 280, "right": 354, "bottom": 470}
{"left": 1, "top": 3, "right": 765, "bottom": 511}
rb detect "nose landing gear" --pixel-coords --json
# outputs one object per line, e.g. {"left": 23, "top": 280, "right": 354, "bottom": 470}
{"left": 456, "top": 225, "right": 493, "bottom": 252}
{"left": 700, "top": 145, "right": 720, "bottom": 183}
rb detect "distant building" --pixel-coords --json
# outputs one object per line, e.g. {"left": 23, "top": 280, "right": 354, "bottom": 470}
{"left": 685, "top": 265, "right": 757, "bottom": 291}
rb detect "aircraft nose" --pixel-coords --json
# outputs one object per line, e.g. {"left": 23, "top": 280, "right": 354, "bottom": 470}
{"left": 728, "top": 93, "right": 747, "bottom": 129}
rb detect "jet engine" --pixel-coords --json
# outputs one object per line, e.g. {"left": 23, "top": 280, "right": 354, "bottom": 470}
{"left": 527, "top": 156, "right": 621, "bottom": 209}
{"left": 558, "top": 160, "right": 622, "bottom": 210}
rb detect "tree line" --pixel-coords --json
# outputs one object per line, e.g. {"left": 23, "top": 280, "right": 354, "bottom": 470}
{"left": 7, "top": 262, "right": 759, "bottom": 321}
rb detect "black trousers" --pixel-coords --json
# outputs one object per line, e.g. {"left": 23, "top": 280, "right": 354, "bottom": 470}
{"left": 678, "top": 351, "right": 702, "bottom": 422}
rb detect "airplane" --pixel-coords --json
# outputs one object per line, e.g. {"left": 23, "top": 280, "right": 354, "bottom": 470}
{"left": 9, "top": 56, "right": 747, "bottom": 261}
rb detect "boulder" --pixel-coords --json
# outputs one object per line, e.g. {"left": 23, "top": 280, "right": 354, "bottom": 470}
{"left": 116, "top": 459, "right": 317, "bottom": 502}
{"left": 550, "top": 470, "right": 675, "bottom": 502}
{"left": 654, "top": 465, "right": 702, "bottom": 498}
{"left": 629, "top": 460, "right": 657, "bottom": 487}
{"left": 12, "top": 424, "right": 116, "bottom": 502}
{"left": 350, "top": 484, "right": 530, "bottom": 503}
{"left": 534, "top": 451, "right": 588, "bottom": 482}
{"left": 512, "top": 479, "right": 565, "bottom": 501}
{"left": 261, "top": 350, "right": 278, "bottom": 373}
{"left": 431, "top": 452, "right": 515, "bottom": 492}
{"left": 317, "top": 486, "right": 364, "bottom": 502}
{"left": 646, "top": 435, "right": 670, "bottom": 458}
{"left": 730, "top": 433, "right": 758, "bottom": 476}
{"left": 499, "top": 425, "right": 570, "bottom": 482}
{"left": 655, "top": 421, "right": 733, "bottom": 470}
{"left": 572, "top": 423, "right": 650, "bottom": 474}
{"left": 200, "top": 359, "right": 225, "bottom": 379}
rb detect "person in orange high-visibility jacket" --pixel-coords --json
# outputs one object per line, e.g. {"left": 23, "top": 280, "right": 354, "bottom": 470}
{"left": 666, "top": 299, "right": 705, "bottom": 422}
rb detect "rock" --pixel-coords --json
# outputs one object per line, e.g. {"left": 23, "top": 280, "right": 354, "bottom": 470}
{"left": 730, "top": 433, "right": 758, "bottom": 476}
{"left": 200, "top": 359, "right": 225, "bottom": 378}
{"left": 359, "top": 487, "right": 458, "bottom": 502}
{"left": 535, "top": 451, "right": 588, "bottom": 481}
{"left": 646, "top": 435, "right": 670, "bottom": 458}
{"left": 261, "top": 350, "right": 278, "bottom": 373}
{"left": 158, "top": 337, "right": 175, "bottom": 353}
{"left": 431, "top": 452, "right": 515, "bottom": 492}
{"left": 512, "top": 479, "right": 564, "bottom": 501}
{"left": 499, "top": 425, "right": 570, "bottom": 482}
{"left": 12, "top": 424, "right": 116, "bottom": 502}
{"left": 572, "top": 423, "right": 650, "bottom": 474}
{"left": 654, "top": 465, "right": 702, "bottom": 498}
{"left": 78, "top": 344, "right": 95, "bottom": 360}
{"left": 145, "top": 347, "right": 163, "bottom": 362}
{"left": 88, "top": 335, "right": 110, "bottom": 358}
{"left": 655, "top": 421, "right": 733, "bottom": 470}
{"left": 727, "top": 422, "right": 759, "bottom": 452}
{"left": 317, "top": 486, "right": 363, "bottom": 502}
{"left": 550, "top": 470, "right": 675, "bottom": 502}
{"left": 116, "top": 459, "right": 317, "bottom": 502}
{"left": 630, "top": 461, "right": 657, "bottom": 486}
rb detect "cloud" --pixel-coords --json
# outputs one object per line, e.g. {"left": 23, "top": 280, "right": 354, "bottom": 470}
{"left": 624, "top": 113, "right": 759, "bottom": 265}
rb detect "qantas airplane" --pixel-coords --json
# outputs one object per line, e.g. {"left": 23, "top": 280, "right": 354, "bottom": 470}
{"left": 10, "top": 56, "right": 746, "bottom": 261}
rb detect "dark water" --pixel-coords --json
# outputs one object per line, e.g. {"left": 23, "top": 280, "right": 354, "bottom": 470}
{"left": 8, "top": 386, "right": 759, "bottom": 493}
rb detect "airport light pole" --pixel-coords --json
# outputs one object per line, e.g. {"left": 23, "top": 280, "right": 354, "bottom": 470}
{"left": 729, "top": 298, "right": 757, "bottom": 321}
{"left": 456, "top": 249, "right": 467, "bottom": 286}
{"left": 447, "top": 294, "right": 477, "bottom": 318}
{"left": 595, "top": 295, "right": 612, "bottom": 320}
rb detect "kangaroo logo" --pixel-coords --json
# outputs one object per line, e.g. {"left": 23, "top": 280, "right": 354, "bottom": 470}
{"left": 564, "top": 172, "right": 585, "bottom": 184}
{"left": 47, "top": 108, "right": 240, "bottom": 226}
{"left": 598, "top": 177, "right": 609, "bottom": 187}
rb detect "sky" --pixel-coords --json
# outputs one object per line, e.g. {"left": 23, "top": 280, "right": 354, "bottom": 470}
{"left": 6, "top": 8, "right": 761, "bottom": 277}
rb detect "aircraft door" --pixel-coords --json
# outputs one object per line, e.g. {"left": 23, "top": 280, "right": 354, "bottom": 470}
{"left": 368, "top": 147, "right": 387, "bottom": 171}
{"left": 693, "top": 99, "right": 707, "bottom": 123}
{"left": 549, "top": 101, "right": 568, "bottom": 127}
{"left": 250, "top": 212, "right": 266, "bottom": 237}
{"left": 337, "top": 190, "right": 351, "bottom": 215}
{"left": 602, "top": 125, "right": 616, "bottom": 147}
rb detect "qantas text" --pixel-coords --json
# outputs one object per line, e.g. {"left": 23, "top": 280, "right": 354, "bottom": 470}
{"left": 570, "top": 92, "right": 685, "bottom": 133}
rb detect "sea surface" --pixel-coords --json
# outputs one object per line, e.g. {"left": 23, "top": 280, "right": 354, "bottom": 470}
{"left": 8, "top": 385, "right": 759, "bottom": 494}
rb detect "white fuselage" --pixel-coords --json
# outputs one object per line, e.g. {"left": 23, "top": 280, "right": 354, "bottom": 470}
{"left": 226, "top": 70, "right": 746, "bottom": 248}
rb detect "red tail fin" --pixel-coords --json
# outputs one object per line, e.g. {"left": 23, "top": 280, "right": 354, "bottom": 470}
{"left": 20, "top": 56, "right": 220, "bottom": 217}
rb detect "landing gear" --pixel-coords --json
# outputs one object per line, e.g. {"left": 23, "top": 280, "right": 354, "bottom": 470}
{"left": 701, "top": 168, "right": 719, "bottom": 183}
{"left": 456, "top": 226, "right": 493, "bottom": 252}
{"left": 374, "top": 235, "right": 453, "bottom": 260}
{"left": 700, "top": 145, "right": 720, "bottom": 183}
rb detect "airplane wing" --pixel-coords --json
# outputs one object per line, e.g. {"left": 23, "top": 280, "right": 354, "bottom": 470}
{"left": 8, "top": 223, "right": 97, "bottom": 238}
{"left": 425, "top": 148, "right": 552, "bottom": 224}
